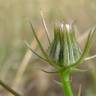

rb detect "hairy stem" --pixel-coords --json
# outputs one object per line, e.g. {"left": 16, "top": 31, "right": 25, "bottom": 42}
{"left": 60, "top": 71, "right": 73, "bottom": 96}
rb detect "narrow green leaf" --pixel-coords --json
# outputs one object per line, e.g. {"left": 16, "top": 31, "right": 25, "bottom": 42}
{"left": 72, "top": 68, "right": 88, "bottom": 72}
{"left": 54, "top": 80, "right": 62, "bottom": 86}
{"left": 41, "top": 69, "right": 60, "bottom": 73}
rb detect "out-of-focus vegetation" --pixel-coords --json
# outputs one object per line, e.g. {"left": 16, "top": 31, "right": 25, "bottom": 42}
{"left": 0, "top": 0, "right": 96, "bottom": 96}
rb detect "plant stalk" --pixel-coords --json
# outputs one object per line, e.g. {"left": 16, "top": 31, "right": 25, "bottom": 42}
{"left": 60, "top": 71, "right": 73, "bottom": 96}
{"left": 0, "top": 80, "right": 21, "bottom": 96}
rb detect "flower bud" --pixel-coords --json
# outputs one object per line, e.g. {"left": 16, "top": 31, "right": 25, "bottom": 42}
{"left": 49, "top": 23, "right": 81, "bottom": 67}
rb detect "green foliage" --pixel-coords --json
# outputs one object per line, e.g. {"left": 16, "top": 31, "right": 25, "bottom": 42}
{"left": 26, "top": 20, "right": 96, "bottom": 96}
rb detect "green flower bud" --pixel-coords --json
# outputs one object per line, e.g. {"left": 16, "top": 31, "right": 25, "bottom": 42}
{"left": 49, "top": 23, "right": 81, "bottom": 67}
{"left": 26, "top": 22, "right": 96, "bottom": 71}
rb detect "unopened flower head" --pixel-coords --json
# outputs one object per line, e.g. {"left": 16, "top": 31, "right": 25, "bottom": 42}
{"left": 49, "top": 23, "right": 81, "bottom": 67}
{"left": 26, "top": 21, "right": 96, "bottom": 71}
{"left": 48, "top": 23, "right": 96, "bottom": 69}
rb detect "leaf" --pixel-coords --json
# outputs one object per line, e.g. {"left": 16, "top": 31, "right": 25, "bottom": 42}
{"left": 84, "top": 54, "right": 96, "bottom": 61}
{"left": 53, "top": 80, "right": 62, "bottom": 86}
{"left": 41, "top": 68, "right": 64, "bottom": 74}
{"left": 72, "top": 68, "right": 88, "bottom": 72}
{"left": 77, "top": 84, "right": 82, "bottom": 96}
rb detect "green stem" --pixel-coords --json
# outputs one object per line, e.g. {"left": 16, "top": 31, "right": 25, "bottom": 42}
{"left": 0, "top": 80, "right": 21, "bottom": 96}
{"left": 60, "top": 71, "right": 73, "bottom": 96}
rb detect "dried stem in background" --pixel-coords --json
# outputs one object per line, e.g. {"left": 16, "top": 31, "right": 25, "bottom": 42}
{"left": 7, "top": 29, "right": 43, "bottom": 96}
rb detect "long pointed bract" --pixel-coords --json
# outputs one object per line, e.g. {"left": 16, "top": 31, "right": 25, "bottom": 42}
{"left": 68, "top": 26, "right": 96, "bottom": 68}
{"left": 30, "top": 23, "right": 60, "bottom": 68}
{"left": 25, "top": 41, "right": 48, "bottom": 62}
{"left": 40, "top": 11, "right": 51, "bottom": 44}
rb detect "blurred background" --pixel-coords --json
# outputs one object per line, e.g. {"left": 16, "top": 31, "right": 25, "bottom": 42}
{"left": 0, "top": 0, "right": 96, "bottom": 96}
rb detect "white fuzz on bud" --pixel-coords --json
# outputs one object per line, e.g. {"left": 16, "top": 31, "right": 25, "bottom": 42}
{"left": 61, "top": 23, "right": 64, "bottom": 30}
{"left": 65, "top": 24, "right": 71, "bottom": 32}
